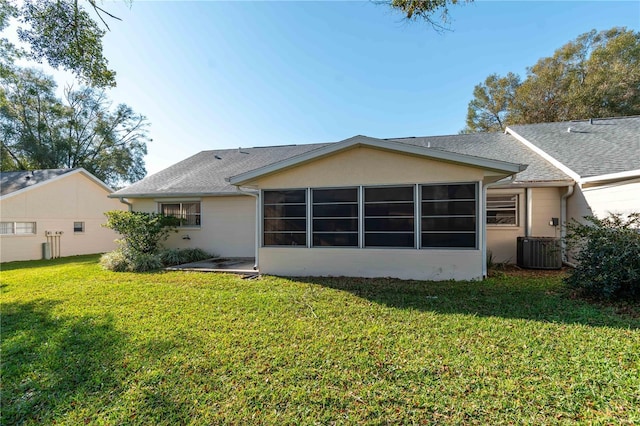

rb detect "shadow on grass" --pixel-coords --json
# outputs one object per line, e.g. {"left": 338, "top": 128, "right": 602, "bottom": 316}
{"left": 1, "top": 254, "right": 100, "bottom": 271}
{"left": 1, "top": 299, "right": 126, "bottom": 424}
{"left": 297, "top": 275, "right": 640, "bottom": 330}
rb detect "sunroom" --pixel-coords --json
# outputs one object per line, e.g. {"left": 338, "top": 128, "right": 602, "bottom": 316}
{"left": 229, "top": 136, "right": 526, "bottom": 281}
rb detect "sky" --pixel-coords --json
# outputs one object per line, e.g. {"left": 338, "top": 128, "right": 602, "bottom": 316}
{"left": 7, "top": 1, "right": 640, "bottom": 176}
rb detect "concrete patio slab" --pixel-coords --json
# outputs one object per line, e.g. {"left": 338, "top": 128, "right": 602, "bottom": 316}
{"left": 165, "top": 257, "right": 257, "bottom": 275}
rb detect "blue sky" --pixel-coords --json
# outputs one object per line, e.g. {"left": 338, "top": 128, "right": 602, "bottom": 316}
{"left": 15, "top": 1, "right": 640, "bottom": 175}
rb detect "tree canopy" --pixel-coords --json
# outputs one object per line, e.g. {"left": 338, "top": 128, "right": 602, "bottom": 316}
{"left": 464, "top": 27, "right": 640, "bottom": 133}
{"left": 1, "top": 0, "right": 125, "bottom": 88}
{"left": 0, "top": 66, "right": 148, "bottom": 186}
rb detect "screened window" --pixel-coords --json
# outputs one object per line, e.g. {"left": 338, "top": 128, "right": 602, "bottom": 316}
{"left": 487, "top": 195, "right": 518, "bottom": 225}
{"left": 364, "top": 186, "right": 415, "bottom": 247}
{"left": 160, "top": 202, "right": 201, "bottom": 227}
{"left": 1, "top": 222, "right": 36, "bottom": 235}
{"left": 312, "top": 188, "right": 358, "bottom": 247}
{"left": 73, "top": 221, "right": 85, "bottom": 233}
{"left": 421, "top": 184, "right": 477, "bottom": 248}
{"left": 263, "top": 190, "right": 307, "bottom": 246}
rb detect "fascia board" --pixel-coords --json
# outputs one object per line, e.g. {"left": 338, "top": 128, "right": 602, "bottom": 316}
{"left": 505, "top": 127, "right": 582, "bottom": 182}
{"left": 580, "top": 169, "right": 640, "bottom": 185}
{"left": 228, "top": 135, "right": 526, "bottom": 185}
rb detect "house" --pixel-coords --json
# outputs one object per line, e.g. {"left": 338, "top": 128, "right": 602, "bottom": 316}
{"left": 110, "top": 116, "right": 640, "bottom": 281}
{"left": 0, "top": 168, "right": 127, "bottom": 263}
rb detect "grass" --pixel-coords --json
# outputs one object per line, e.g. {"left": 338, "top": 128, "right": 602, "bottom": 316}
{"left": 1, "top": 256, "right": 639, "bottom": 425}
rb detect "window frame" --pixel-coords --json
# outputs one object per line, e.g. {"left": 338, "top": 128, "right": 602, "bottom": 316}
{"left": 486, "top": 194, "right": 519, "bottom": 227}
{"left": 420, "top": 182, "right": 478, "bottom": 250}
{"left": 363, "top": 185, "right": 416, "bottom": 249}
{"left": 262, "top": 189, "right": 308, "bottom": 247}
{"left": 159, "top": 201, "right": 201, "bottom": 227}
{"left": 0, "top": 221, "right": 37, "bottom": 236}
{"left": 73, "top": 221, "right": 85, "bottom": 233}
{"left": 311, "top": 187, "right": 359, "bottom": 248}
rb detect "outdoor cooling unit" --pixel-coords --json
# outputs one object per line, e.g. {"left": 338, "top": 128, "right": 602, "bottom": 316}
{"left": 516, "top": 237, "right": 562, "bottom": 270}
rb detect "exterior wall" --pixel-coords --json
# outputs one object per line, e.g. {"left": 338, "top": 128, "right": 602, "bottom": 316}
{"left": 580, "top": 179, "right": 640, "bottom": 218}
{"left": 130, "top": 195, "right": 256, "bottom": 257}
{"left": 485, "top": 188, "right": 525, "bottom": 263}
{"left": 249, "top": 146, "right": 486, "bottom": 188}
{"left": 260, "top": 247, "right": 483, "bottom": 281}
{"left": 0, "top": 172, "right": 126, "bottom": 262}
{"left": 249, "top": 146, "right": 490, "bottom": 281}
{"left": 485, "top": 187, "right": 562, "bottom": 264}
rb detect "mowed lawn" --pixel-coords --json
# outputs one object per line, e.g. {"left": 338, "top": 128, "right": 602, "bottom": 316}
{"left": 2, "top": 256, "right": 639, "bottom": 425}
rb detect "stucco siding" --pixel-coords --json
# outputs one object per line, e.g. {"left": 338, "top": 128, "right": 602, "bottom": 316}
{"left": 259, "top": 247, "right": 483, "bottom": 281}
{"left": 130, "top": 195, "right": 256, "bottom": 257}
{"left": 0, "top": 172, "right": 125, "bottom": 262}
{"left": 485, "top": 188, "right": 525, "bottom": 263}
{"left": 251, "top": 146, "right": 486, "bottom": 189}
{"left": 529, "top": 187, "right": 562, "bottom": 238}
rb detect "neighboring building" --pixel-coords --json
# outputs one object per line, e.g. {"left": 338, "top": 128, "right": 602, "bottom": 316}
{"left": 110, "top": 116, "right": 640, "bottom": 281}
{"left": 0, "top": 168, "right": 127, "bottom": 263}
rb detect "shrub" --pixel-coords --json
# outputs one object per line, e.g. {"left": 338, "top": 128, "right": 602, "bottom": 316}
{"left": 99, "top": 249, "right": 129, "bottom": 272}
{"left": 128, "top": 252, "right": 164, "bottom": 272}
{"left": 103, "top": 211, "right": 179, "bottom": 254}
{"left": 158, "top": 248, "right": 212, "bottom": 266}
{"left": 564, "top": 213, "right": 640, "bottom": 299}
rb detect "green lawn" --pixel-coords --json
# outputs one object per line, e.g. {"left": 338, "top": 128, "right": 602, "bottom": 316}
{"left": 2, "top": 256, "right": 639, "bottom": 425}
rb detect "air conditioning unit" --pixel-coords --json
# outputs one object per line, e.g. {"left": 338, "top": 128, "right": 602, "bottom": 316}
{"left": 517, "top": 237, "right": 562, "bottom": 270}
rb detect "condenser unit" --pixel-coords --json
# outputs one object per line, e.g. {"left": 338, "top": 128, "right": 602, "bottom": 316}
{"left": 517, "top": 237, "right": 562, "bottom": 270}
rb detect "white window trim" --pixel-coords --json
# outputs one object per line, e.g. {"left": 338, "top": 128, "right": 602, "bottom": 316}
{"left": 0, "top": 221, "right": 37, "bottom": 236}
{"left": 158, "top": 201, "right": 202, "bottom": 228}
{"left": 486, "top": 194, "right": 519, "bottom": 227}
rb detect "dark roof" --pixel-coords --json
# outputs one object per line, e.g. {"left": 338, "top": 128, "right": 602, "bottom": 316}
{"left": 112, "top": 131, "right": 575, "bottom": 198}
{"left": 0, "top": 169, "right": 76, "bottom": 197}
{"left": 387, "top": 132, "right": 571, "bottom": 184}
{"left": 508, "top": 116, "right": 640, "bottom": 178}
{"left": 113, "top": 143, "right": 330, "bottom": 197}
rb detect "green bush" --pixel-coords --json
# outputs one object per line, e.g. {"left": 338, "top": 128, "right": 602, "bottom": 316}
{"left": 99, "top": 250, "right": 129, "bottom": 272}
{"left": 128, "top": 252, "right": 163, "bottom": 272}
{"left": 564, "top": 213, "right": 640, "bottom": 299}
{"left": 158, "top": 248, "right": 212, "bottom": 266}
{"left": 103, "top": 211, "right": 178, "bottom": 254}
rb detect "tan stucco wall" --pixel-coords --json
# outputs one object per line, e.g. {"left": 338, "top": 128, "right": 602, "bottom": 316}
{"left": 130, "top": 195, "right": 256, "bottom": 257}
{"left": 485, "top": 188, "right": 525, "bottom": 263}
{"left": 485, "top": 187, "right": 563, "bottom": 264}
{"left": 0, "top": 172, "right": 126, "bottom": 262}
{"left": 259, "top": 247, "right": 483, "bottom": 281}
{"left": 249, "top": 146, "right": 487, "bottom": 188}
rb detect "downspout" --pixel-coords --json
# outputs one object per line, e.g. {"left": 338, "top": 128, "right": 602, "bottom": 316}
{"left": 482, "top": 174, "right": 518, "bottom": 278}
{"left": 525, "top": 188, "right": 532, "bottom": 237}
{"left": 236, "top": 187, "right": 260, "bottom": 271}
{"left": 561, "top": 184, "right": 575, "bottom": 266}
{"left": 118, "top": 197, "right": 133, "bottom": 212}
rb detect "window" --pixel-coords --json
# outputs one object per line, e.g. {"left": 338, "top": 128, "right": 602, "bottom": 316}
{"left": 486, "top": 195, "right": 518, "bottom": 225}
{"left": 263, "top": 190, "right": 306, "bottom": 246}
{"left": 74, "top": 222, "right": 85, "bottom": 233}
{"left": 312, "top": 188, "right": 358, "bottom": 247}
{"left": 421, "top": 184, "right": 477, "bottom": 248}
{"left": 1, "top": 222, "right": 36, "bottom": 235}
{"left": 160, "top": 202, "right": 201, "bottom": 226}
{"left": 364, "top": 186, "right": 415, "bottom": 247}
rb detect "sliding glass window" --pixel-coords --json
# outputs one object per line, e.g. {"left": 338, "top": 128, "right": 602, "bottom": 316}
{"left": 312, "top": 188, "right": 359, "bottom": 247}
{"left": 421, "top": 183, "right": 477, "bottom": 248}
{"left": 263, "top": 190, "right": 307, "bottom": 246}
{"left": 364, "top": 186, "right": 415, "bottom": 248}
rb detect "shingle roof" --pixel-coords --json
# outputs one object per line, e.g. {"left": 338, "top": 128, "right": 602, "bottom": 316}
{"left": 112, "top": 143, "right": 330, "bottom": 197}
{"left": 507, "top": 116, "right": 640, "bottom": 179}
{"left": 0, "top": 169, "right": 76, "bottom": 197}
{"left": 387, "top": 132, "right": 572, "bottom": 184}
{"left": 112, "top": 131, "right": 576, "bottom": 198}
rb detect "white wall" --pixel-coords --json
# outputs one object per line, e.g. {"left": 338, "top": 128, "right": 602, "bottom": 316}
{"left": 0, "top": 172, "right": 126, "bottom": 262}
{"left": 130, "top": 195, "right": 256, "bottom": 257}
{"left": 581, "top": 179, "right": 640, "bottom": 218}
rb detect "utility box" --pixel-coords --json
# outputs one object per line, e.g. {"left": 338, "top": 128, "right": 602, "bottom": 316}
{"left": 517, "top": 237, "right": 562, "bottom": 270}
{"left": 42, "top": 242, "right": 52, "bottom": 260}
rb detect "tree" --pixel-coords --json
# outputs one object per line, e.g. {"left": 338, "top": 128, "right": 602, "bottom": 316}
{"left": 463, "top": 72, "right": 520, "bottom": 133}
{"left": 385, "top": 0, "right": 472, "bottom": 30}
{"left": 1, "top": 66, "right": 149, "bottom": 186}
{"left": 464, "top": 28, "right": 640, "bottom": 131}
{"left": 1, "top": 0, "right": 127, "bottom": 88}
